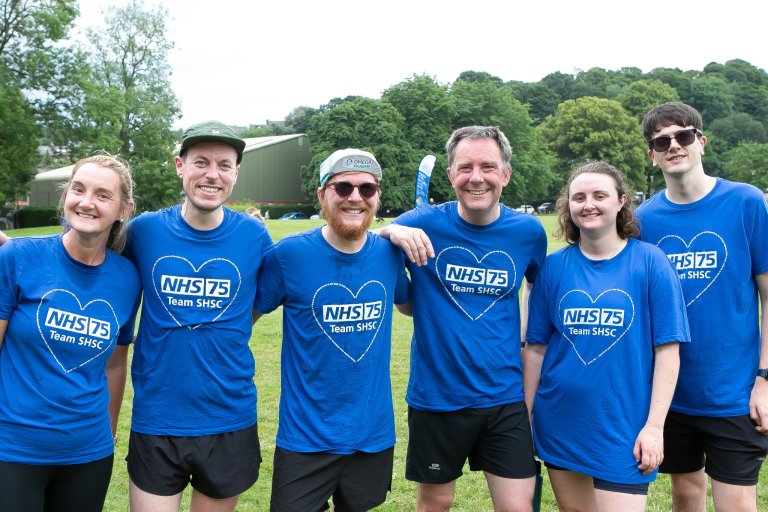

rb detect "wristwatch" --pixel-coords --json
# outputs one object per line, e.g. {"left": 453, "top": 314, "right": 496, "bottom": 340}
{"left": 757, "top": 368, "right": 768, "bottom": 379}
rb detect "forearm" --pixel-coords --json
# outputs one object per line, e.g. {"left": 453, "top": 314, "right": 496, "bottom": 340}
{"left": 523, "top": 344, "right": 546, "bottom": 418}
{"left": 646, "top": 342, "right": 680, "bottom": 428}
{"left": 372, "top": 223, "right": 433, "bottom": 266}
{"left": 520, "top": 280, "right": 533, "bottom": 343}
{"left": 757, "top": 273, "right": 768, "bottom": 369}
{"left": 106, "top": 344, "right": 129, "bottom": 437}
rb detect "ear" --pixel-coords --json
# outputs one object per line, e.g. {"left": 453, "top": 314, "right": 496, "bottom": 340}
{"left": 175, "top": 156, "right": 184, "bottom": 178}
{"left": 316, "top": 186, "right": 325, "bottom": 204}
{"left": 618, "top": 194, "right": 628, "bottom": 210}
{"left": 699, "top": 134, "right": 707, "bottom": 154}
{"left": 120, "top": 200, "right": 135, "bottom": 221}
{"left": 445, "top": 167, "right": 456, "bottom": 186}
{"left": 646, "top": 149, "right": 658, "bottom": 167}
{"left": 501, "top": 164, "right": 512, "bottom": 186}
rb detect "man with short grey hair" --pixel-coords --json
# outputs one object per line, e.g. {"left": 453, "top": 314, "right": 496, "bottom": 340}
{"left": 378, "top": 126, "right": 547, "bottom": 511}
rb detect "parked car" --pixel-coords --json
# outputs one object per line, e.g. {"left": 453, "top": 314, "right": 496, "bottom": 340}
{"left": 536, "top": 201, "right": 555, "bottom": 214}
{"left": 278, "top": 212, "right": 309, "bottom": 220}
{"left": 309, "top": 214, "right": 320, "bottom": 220}
{"left": 513, "top": 204, "right": 535, "bottom": 214}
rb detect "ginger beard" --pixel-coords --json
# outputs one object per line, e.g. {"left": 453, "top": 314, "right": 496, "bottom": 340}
{"left": 320, "top": 192, "right": 379, "bottom": 241}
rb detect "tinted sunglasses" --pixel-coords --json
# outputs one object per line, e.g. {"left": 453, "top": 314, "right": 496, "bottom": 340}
{"left": 647, "top": 128, "right": 703, "bottom": 152}
{"left": 325, "top": 181, "right": 379, "bottom": 199}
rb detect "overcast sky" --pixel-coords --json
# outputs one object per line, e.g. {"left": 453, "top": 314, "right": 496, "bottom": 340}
{"left": 74, "top": 0, "right": 767, "bottom": 129}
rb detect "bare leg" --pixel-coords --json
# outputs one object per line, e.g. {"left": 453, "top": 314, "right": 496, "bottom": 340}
{"left": 485, "top": 472, "right": 535, "bottom": 512}
{"left": 416, "top": 481, "right": 455, "bottom": 512}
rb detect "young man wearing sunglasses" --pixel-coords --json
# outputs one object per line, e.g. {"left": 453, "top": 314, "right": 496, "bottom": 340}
{"left": 376, "top": 126, "right": 547, "bottom": 510}
{"left": 253, "top": 148, "right": 411, "bottom": 511}
{"left": 637, "top": 102, "right": 768, "bottom": 512}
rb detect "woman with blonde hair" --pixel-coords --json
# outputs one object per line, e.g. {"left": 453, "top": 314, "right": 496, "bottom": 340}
{"left": 0, "top": 154, "right": 141, "bottom": 511}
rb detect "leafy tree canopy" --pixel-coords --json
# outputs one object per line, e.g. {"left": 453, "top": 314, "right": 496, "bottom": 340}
{"left": 538, "top": 96, "right": 647, "bottom": 194}
{"left": 306, "top": 97, "right": 417, "bottom": 212}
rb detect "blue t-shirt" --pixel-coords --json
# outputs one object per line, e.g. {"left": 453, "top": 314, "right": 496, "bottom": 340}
{"left": 254, "top": 228, "right": 410, "bottom": 454}
{"left": 637, "top": 179, "right": 768, "bottom": 416}
{"left": 0, "top": 235, "right": 140, "bottom": 464}
{"left": 394, "top": 202, "right": 547, "bottom": 411}
{"left": 124, "top": 205, "right": 272, "bottom": 435}
{"left": 527, "top": 239, "right": 689, "bottom": 484}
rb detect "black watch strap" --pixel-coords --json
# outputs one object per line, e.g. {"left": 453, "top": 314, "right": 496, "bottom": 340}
{"left": 757, "top": 368, "right": 768, "bottom": 379}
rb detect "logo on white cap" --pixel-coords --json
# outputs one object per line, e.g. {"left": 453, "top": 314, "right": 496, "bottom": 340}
{"left": 343, "top": 157, "right": 373, "bottom": 170}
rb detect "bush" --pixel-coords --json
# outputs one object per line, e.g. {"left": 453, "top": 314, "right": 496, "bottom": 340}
{"left": 15, "top": 207, "right": 58, "bottom": 228}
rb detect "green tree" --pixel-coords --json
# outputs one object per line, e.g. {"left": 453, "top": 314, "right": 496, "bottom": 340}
{"left": 723, "top": 142, "right": 768, "bottom": 190}
{"left": 719, "top": 59, "right": 768, "bottom": 87}
{"left": 283, "top": 106, "right": 317, "bottom": 134}
{"left": 537, "top": 97, "right": 647, "bottom": 194}
{"left": 382, "top": 74, "right": 455, "bottom": 156}
{"left": 507, "top": 81, "right": 561, "bottom": 124}
{"left": 449, "top": 79, "right": 556, "bottom": 205}
{"left": 455, "top": 70, "right": 504, "bottom": 85}
{"left": 710, "top": 113, "right": 768, "bottom": 147}
{"left": 541, "top": 71, "right": 579, "bottom": 100}
{"left": 688, "top": 73, "right": 734, "bottom": 125}
{"left": 240, "top": 125, "right": 278, "bottom": 138}
{"left": 0, "top": 0, "right": 79, "bottom": 83}
{"left": 646, "top": 67, "right": 694, "bottom": 101}
{"left": 381, "top": 75, "right": 456, "bottom": 206}
{"left": 0, "top": 71, "right": 39, "bottom": 203}
{"left": 0, "top": 0, "right": 82, "bottom": 199}
{"left": 317, "top": 95, "right": 362, "bottom": 113}
{"left": 572, "top": 67, "right": 617, "bottom": 98}
{"left": 616, "top": 79, "right": 680, "bottom": 120}
{"left": 78, "top": 0, "right": 181, "bottom": 212}
{"left": 305, "top": 97, "right": 416, "bottom": 212}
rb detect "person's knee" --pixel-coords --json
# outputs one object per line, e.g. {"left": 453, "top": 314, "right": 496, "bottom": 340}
{"left": 711, "top": 480, "right": 757, "bottom": 512}
{"left": 416, "top": 483, "right": 454, "bottom": 512}
{"left": 670, "top": 472, "right": 707, "bottom": 510}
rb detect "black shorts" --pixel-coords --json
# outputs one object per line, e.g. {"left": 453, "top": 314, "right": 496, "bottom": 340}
{"left": 660, "top": 411, "right": 768, "bottom": 485}
{"left": 0, "top": 455, "right": 113, "bottom": 512}
{"left": 406, "top": 401, "right": 536, "bottom": 484}
{"left": 270, "top": 446, "right": 394, "bottom": 512}
{"left": 544, "top": 462, "right": 649, "bottom": 495}
{"left": 126, "top": 424, "right": 261, "bottom": 499}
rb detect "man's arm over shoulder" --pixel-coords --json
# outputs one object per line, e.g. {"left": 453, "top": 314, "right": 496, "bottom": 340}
{"left": 372, "top": 223, "right": 434, "bottom": 267}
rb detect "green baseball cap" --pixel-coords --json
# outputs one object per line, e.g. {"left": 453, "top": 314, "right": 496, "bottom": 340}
{"left": 179, "top": 120, "right": 245, "bottom": 163}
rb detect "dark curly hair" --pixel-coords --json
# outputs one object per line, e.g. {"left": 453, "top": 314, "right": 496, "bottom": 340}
{"left": 554, "top": 161, "right": 639, "bottom": 245}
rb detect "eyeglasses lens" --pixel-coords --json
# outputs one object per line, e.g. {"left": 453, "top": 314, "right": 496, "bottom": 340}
{"left": 649, "top": 129, "right": 699, "bottom": 152}
{"left": 330, "top": 182, "right": 378, "bottom": 198}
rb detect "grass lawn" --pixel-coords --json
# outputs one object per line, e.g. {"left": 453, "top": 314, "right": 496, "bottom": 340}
{"left": 5, "top": 215, "right": 766, "bottom": 511}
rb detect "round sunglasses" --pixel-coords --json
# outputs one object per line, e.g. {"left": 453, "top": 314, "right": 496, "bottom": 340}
{"left": 324, "top": 181, "right": 379, "bottom": 199}
{"left": 647, "top": 128, "right": 703, "bottom": 152}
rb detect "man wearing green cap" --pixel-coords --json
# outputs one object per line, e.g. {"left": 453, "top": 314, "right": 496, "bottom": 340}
{"left": 122, "top": 121, "right": 272, "bottom": 512}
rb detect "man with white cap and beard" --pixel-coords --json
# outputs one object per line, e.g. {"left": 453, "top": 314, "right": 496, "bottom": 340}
{"left": 254, "top": 148, "right": 411, "bottom": 511}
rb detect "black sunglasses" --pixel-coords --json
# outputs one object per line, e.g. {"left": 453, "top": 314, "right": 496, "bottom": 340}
{"left": 647, "top": 128, "right": 703, "bottom": 152}
{"left": 325, "top": 181, "right": 379, "bottom": 199}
